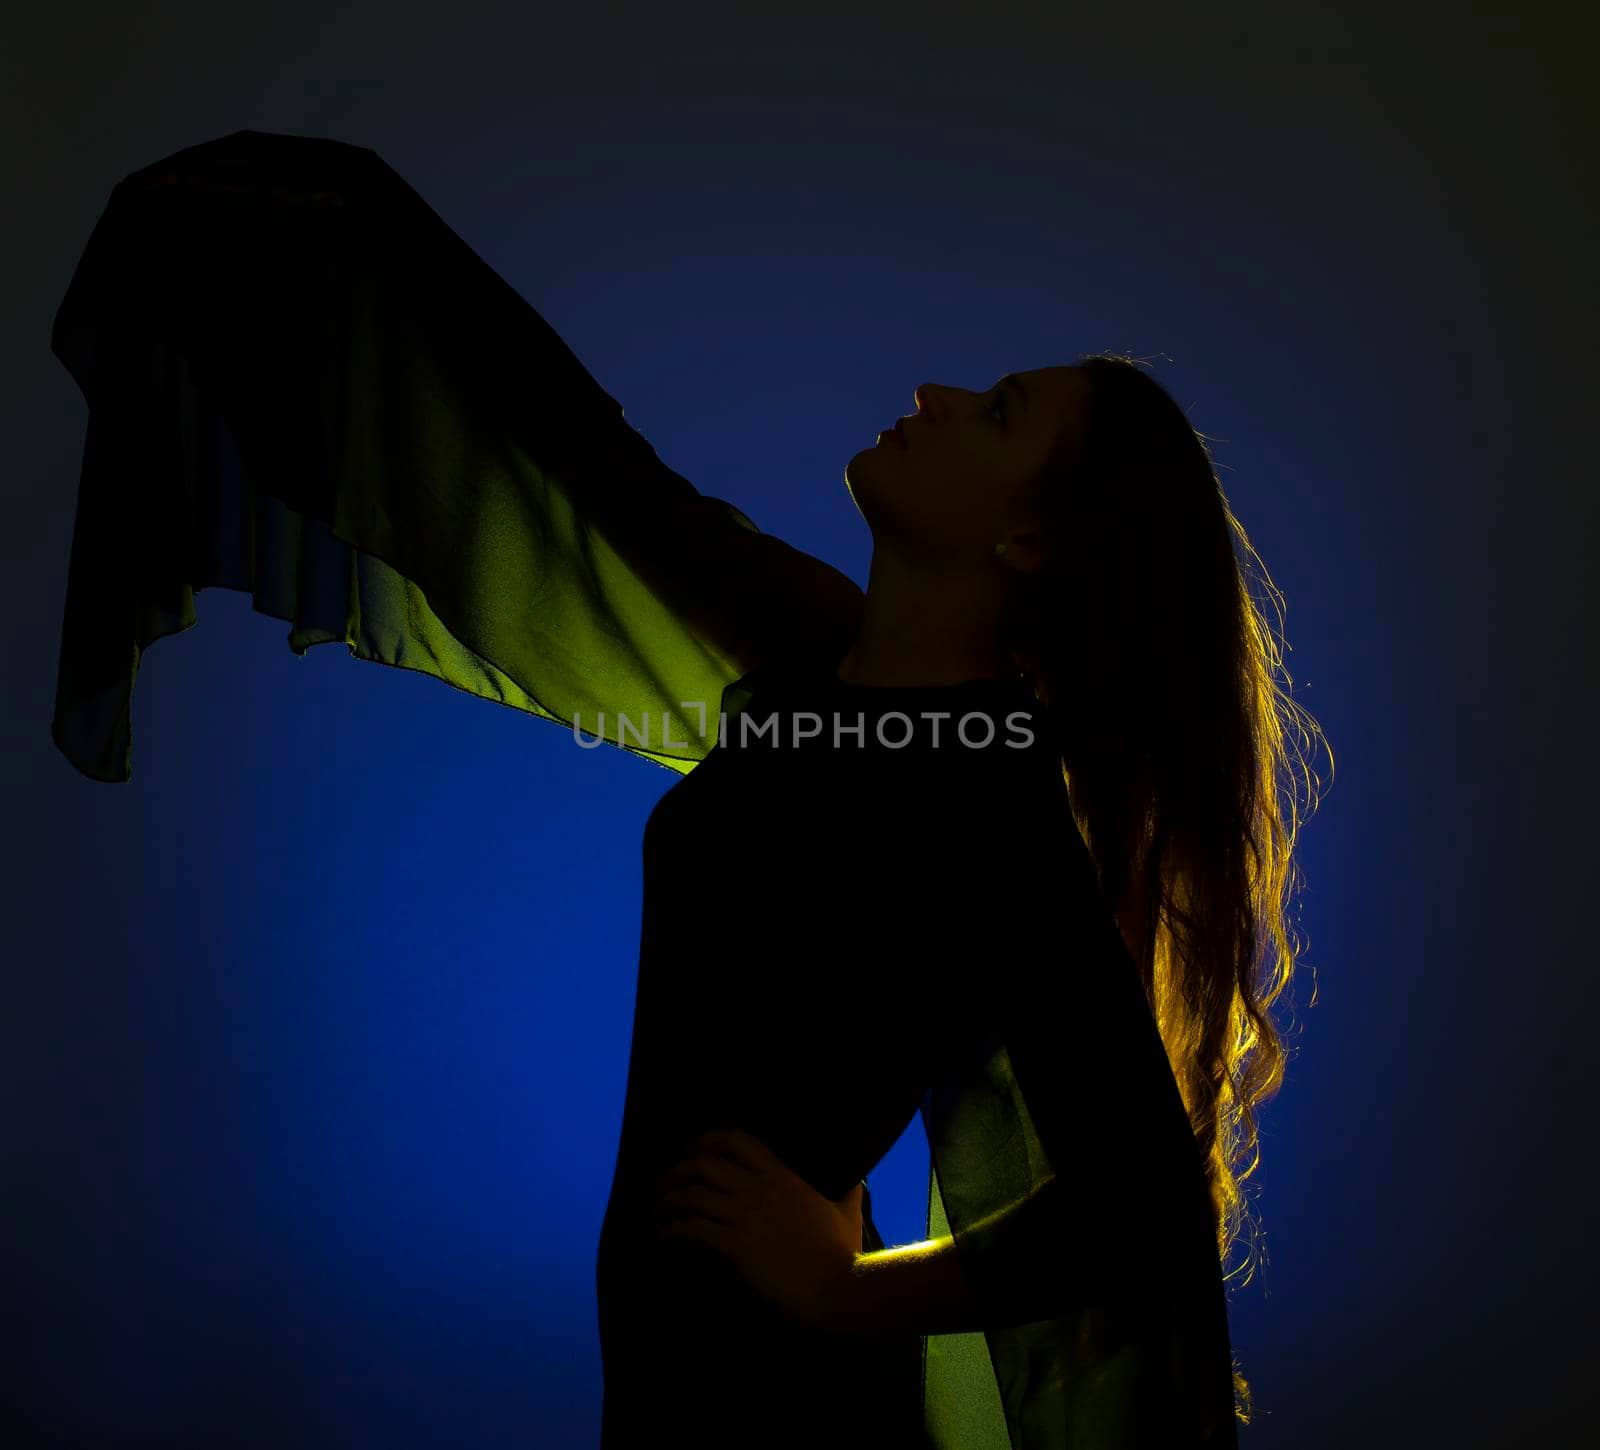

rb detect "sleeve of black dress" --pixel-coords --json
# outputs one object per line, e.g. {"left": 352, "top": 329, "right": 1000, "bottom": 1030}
{"left": 917, "top": 756, "right": 1242, "bottom": 1447}
{"left": 47, "top": 129, "right": 862, "bottom": 783}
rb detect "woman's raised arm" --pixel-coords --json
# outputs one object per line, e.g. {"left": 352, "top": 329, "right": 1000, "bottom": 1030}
{"left": 48, "top": 128, "right": 861, "bottom": 782}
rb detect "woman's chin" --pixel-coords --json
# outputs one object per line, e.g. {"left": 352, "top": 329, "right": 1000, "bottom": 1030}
{"left": 847, "top": 437, "right": 900, "bottom": 480}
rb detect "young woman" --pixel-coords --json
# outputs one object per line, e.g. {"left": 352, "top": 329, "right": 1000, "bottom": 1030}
{"left": 50, "top": 129, "right": 1325, "bottom": 1447}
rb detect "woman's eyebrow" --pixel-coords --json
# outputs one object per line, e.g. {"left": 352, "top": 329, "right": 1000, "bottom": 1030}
{"left": 1002, "top": 374, "right": 1030, "bottom": 414}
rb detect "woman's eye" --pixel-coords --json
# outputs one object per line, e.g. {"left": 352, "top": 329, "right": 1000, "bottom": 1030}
{"left": 990, "top": 391, "right": 1005, "bottom": 424}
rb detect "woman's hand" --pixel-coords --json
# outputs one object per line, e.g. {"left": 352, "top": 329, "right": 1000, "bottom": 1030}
{"left": 656, "top": 1128, "right": 864, "bottom": 1334}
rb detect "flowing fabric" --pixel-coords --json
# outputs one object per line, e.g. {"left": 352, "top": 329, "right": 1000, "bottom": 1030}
{"left": 48, "top": 128, "right": 858, "bottom": 783}
{"left": 47, "top": 129, "right": 1239, "bottom": 1446}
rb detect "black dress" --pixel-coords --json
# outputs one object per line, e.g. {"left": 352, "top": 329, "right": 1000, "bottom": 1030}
{"left": 48, "top": 129, "right": 1240, "bottom": 1448}
{"left": 597, "top": 663, "right": 1035, "bottom": 1447}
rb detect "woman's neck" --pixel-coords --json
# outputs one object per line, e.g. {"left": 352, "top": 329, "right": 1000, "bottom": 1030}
{"left": 835, "top": 546, "right": 1015, "bottom": 687}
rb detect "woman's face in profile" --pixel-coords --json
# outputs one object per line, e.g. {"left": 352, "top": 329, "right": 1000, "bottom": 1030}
{"left": 844, "top": 364, "right": 1090, "bottom": 570}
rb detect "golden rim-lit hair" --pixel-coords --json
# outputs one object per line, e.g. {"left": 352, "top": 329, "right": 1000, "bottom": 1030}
{"left": 1003, "top": 351, "right": 1334, "bottom": 1425}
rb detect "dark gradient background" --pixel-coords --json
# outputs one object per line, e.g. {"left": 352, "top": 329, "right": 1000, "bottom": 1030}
{"left": 3, "top": 3, "right": 1592, "bottom": 1445}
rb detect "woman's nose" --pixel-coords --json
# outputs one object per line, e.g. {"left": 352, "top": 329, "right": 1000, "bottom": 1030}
{"left": 914, "top": 384, "right": 935, "bottom": 415}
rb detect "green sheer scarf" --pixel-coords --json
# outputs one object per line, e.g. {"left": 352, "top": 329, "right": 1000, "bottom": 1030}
{"left": 50, "top": 128, "right": 777, "bottom": 782}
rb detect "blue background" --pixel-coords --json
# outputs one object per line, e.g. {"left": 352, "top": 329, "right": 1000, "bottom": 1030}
{"left": 4, "top": 2, "right": 1590, "bottom": 1445}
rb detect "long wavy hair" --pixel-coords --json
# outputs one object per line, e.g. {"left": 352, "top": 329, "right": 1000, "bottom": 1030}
{"left": 999, "top": 352, "right": 1332, "bottom": 1425}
